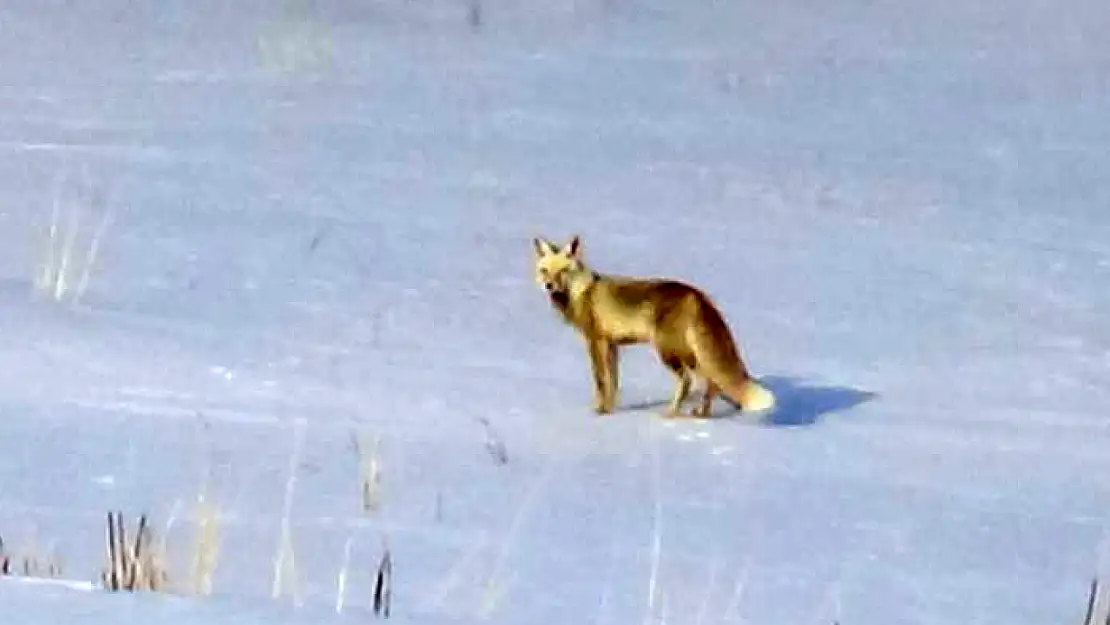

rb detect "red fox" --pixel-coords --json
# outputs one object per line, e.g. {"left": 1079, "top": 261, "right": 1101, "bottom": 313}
{"left": 533, "top": 235, "right": 774, "bottom": 418}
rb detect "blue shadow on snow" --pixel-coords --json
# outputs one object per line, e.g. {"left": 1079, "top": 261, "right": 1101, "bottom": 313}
{"left": 755, "top": 375, "right": 876, "bottom": 427}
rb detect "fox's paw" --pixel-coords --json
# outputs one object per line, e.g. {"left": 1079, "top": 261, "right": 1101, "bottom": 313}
{"left": 663, "top": 407, "right": 705, "bottom": 420}
{"left": 690, "top": 404, "right": 712, "bottom": 419}
{"left": 593, "top": 400, "right": 614, "bottom": 415}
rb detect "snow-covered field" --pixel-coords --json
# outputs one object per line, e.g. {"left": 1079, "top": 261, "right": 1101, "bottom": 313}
{"left": 2, "top": 0, "right": 1109, "bottom": 623}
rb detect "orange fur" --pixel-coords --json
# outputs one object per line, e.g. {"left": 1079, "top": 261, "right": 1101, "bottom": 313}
{"left": 533, "top": 235, "right": 774, "bottom": 418}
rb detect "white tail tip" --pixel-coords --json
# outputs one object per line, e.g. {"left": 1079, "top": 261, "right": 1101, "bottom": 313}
{"left": 739, "top": 380, "right": 775, "bottom": 413}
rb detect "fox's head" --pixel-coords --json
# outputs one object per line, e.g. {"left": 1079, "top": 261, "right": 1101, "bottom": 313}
{"left": 532, "top": 235, "right": 586, "bottom": 308}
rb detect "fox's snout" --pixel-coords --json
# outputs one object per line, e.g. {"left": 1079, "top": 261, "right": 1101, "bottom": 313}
{"left": 547, "top": 288, "right": 569, "bottom": 309}
{"left": 538, "top": 271, "right": 564, "bottom": 294}
{"left": 542, "top": 278, "right": 570, "bottom": 307}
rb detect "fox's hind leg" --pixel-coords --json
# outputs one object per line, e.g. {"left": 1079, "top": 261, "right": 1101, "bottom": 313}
{"left": 668, "top": 370, "right": 693, "bottom": 417}
{"left": 692, "top": 381, "right": 718, "bottom": 418}
{"left": 660, "top": 354, "right": 694, "bottom": 417}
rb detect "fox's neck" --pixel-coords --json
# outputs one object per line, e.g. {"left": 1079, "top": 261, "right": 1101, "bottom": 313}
{"left": 565, "top": 267, "right": 600, "bottom": 301}
{"left": 554, "top": 268, "right": 601, "bottom": 329}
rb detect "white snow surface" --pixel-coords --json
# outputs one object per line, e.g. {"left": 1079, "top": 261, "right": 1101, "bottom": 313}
{"left": 2, "top": 0, "right": 1110, "bottom": 623}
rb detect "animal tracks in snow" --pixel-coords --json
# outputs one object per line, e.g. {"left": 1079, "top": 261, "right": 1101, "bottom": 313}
{"left": 658, "top": 420, "right": 739, "bottom": 467}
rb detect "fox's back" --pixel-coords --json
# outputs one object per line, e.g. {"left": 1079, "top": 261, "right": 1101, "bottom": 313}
{"left": 586, "top": 276, "right": 713, "bottom": 345}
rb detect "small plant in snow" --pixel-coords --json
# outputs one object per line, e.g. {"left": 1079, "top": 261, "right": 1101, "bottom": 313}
{"left": 476, "top": 417, "right": 509, "bottom": 466}
{"left": 34, "top": 169, "right": 117, "bottom": 306}
{"left": 0, "top": 532, "right": 64, "bottom": 580}
{"left": 1082, "top": 577, "right": 1110, "bottom": 625}
{"left": 373, "top": 540, "right": 393, "bottom": 619}
{"left": 101, "top": 511, "right": 168, "bottom": 592}
{"left": 272, "top": 419, "right": 307, "bottom": 606}
{"left": 351, "top": 430, "right": 383, "bottom": 513}
{"left": 467, "top": 0, "right": 482, "bottom": 31}
{"left": 189, "top": 498, "right": 221, "bottom": 596}
{"left": 334, "top": 535, "right": 355, "bottom": 614}
{"left": 0, "top": 533, "right": 62, "bottom": 579}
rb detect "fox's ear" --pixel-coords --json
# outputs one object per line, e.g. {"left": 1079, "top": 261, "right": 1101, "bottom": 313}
{"left": 564, "top": 235, "right": 582, "bottom": 257}
{"left": 533, "top": 237, "right": 557, "bottom": 257}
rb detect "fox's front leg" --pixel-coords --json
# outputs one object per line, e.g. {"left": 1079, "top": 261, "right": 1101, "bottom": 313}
{"left": 605, "top": 342, "right": 620, "bottom": 410}
{"left": 587, "top": 338, "right": 615, "bottom": 414}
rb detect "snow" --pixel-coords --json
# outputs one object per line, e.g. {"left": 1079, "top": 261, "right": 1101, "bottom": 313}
{"left": 2, "top": 0, "right": 1109, "bottom": 623}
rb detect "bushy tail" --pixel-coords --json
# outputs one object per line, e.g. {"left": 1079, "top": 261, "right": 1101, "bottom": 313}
{"left": 688, "top": 314, "right": 775, "bottom": 413}
{"left": 736, "top": 379, "right": 775, "bottom": 413}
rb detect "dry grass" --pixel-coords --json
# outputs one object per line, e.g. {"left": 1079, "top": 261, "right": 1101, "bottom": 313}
{"left": 373, "top": 541, "right": 393, "bottom": 619}
{"left": 189, "top": 499, "right": 221, "bottom": 596}
{"left": 100, "top": 511, "right": 168, "bottom": 592}
{"left": 95, "top": 501, "right": 221, "bottom": 596}
{"left": 0, "top": 532, "right": 64, "bottom": 580}
{"left": 1082, "top": 577, "right": 1110, "bottom": 625}
{"left": 272, "top": 419, "right": 307, "bottom": 606}
{"left": 351, "top": 430, "right": 383, "bottom": 513}
{"left": 334, "top": 535, "right": 355, "bottom": 614}
{"left": 0, "top": 415, "right": 411, "bottom": 614}
{"left": 34, "top": 169, "right": 117, "bottom": 306}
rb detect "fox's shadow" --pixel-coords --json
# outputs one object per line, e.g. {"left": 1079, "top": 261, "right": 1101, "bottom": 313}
{"left": 755, "top": 376, "right": 876, "bottom": 427}
{"left": 624, "top": 375, "right": 875, "bottom": 426}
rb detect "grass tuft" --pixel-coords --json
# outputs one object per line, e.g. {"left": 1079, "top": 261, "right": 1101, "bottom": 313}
{"left": 373, "top": 540, "right": 393, "bottom": 619}
{"left": 351, "top": 430, "right": 383, "bottom": 513}
{"left": 100, "top": 511, "right": 168, "bottom": 592}
{"left": 34, "top": 169, "right": 117, "bottom": 306}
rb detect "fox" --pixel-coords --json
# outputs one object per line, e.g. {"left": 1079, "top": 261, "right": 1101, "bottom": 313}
{"left": 532, "top": 234, "right": 775, "bottom": 418}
